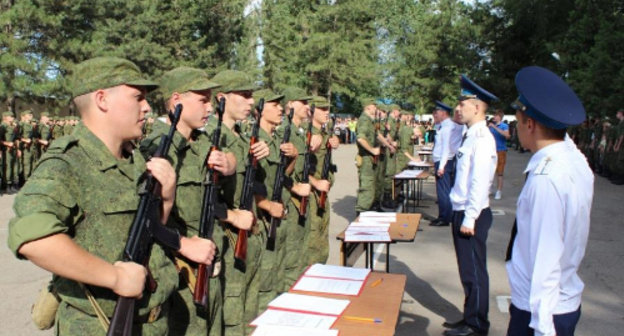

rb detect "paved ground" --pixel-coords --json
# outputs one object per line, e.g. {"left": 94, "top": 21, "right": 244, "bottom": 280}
{"left": 1, "top": 143, "right": 622, "bottom": 335}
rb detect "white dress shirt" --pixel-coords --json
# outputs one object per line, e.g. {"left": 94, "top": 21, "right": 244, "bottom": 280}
{"left": 449, "top": 120, "right": 497, "bottom": 229}
{"left": 433, "top": 118, "right": 458, "bottom": 168}
{"left": 449, "top": 122, "right": 465, "bottom": 160}
{"left": 506, "top": 138, "right": 593, "bottom": 336}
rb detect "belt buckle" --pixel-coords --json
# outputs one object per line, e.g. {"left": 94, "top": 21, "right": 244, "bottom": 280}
{"left": 147, "top": 305, "right": 162, "bottom": 323}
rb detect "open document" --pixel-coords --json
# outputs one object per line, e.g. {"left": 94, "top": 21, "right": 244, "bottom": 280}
{"left": 251, "top": 325, "right": 339, "bottom": 336}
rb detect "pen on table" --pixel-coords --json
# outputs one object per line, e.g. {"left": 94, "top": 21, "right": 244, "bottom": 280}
{"left": 343, "top": 315, "right": 382, "bottom": 323}
{"left": 370, "top": 278, "right": 383, "bottom": 287}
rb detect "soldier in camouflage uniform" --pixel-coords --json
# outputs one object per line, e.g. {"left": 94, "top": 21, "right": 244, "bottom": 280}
{"left": 382, "top": 105, "right": 401, "bottom": 207}
{"left": 397, "top": 111, "right": 416, "bottom": 172}
{"left": 252, "top": 88, "right": 300, "bottom": 313}
{"left": 1, "top": 111, "right": 20, "bottom": 192}
{"left": 7, "top": 57, "right": 217, "bottom": 336}
{"left": 141, "top": 66, "right": 254, "bottom": 336}
{"left": 301, "top": 95, "right": 338, "bottom": 266}
{"left": 37, "top": 112, "right": 52, "bottom": 154}
{"left": 277, "top": 87, "right": 315, "bottom": 294}
{"left": 53, "top": 116, "right": 65, "bottom": 140}
{"left": 19, "top": 110, "right": 36, "bottom": 181}
{"left": 355, "top": 98, "right": 381, "bottom": 214}
{"left": 207, "top": 70, "right": 270, "bottom": 336}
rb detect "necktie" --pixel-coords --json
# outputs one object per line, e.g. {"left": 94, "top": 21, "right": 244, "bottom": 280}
{"left": 460, "top": 132, "right": 467, "bottom": 146}
{"left": 505, "top": 173, "right": 528, "bottom": 261}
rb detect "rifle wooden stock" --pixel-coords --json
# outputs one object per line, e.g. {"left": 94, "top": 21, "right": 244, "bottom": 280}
{"left": 235, "top": 98, "right": 264, "bottom": 266}
{"left": 193, "top": 97, "right": 225, "bottom": 308}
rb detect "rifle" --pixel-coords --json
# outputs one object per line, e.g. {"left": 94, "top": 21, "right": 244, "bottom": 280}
{"left": 299, "top": 105, "right": 315, "bottom": 217}
{"left": 107, "top": 105, "right": 184, "bottom": 336}
{"left": 373, "top": 110, "right": 380, "bottom": 165}
{"left": 193, "top": 97, "right": 225, "bottom": 308}
{"left": 318, "top": 115, "right": 337, "bottom": 210}
{"left": 234, "top": 98, "right": 264, "bottom": 268}
{"left": 47, "top": 124, "right": 55, "bottom": 141}
{"left": 266, "top": 108, "right": 294, "bottom": 251}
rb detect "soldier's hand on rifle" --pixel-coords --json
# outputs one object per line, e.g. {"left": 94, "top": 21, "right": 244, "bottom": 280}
{"left": 208, "top": 150, "right": 236, "bottom": 176}
{"left": 291, "top": 183, "right": 311, "bottom": 197}
{"left": 17, "top": 149, "right": 22, "bottom": 158}
{"left": 178, "top": 236, "right": 216, "bottom": 265}
{"left": 280, "top": 143, "right": 298, "bottom": 158}
{"left": 112, "top": 261, "right": 147, "bottom": 298}
{"left": 267, "top": 201, "right": 285, "bottom": 218}
{"left": 314, "top": 179, "right": 330, "bottom": 193}
{"left": 227, "top": 209, "right": 254, "bottom": 230}
{"left": 310, "top": 134, "right": 323, "bottom": 151}
{"left": 146, "top": 158, "right": 176, "bottom": 203}
{"left": 251, "top": 140, "right": 270, "bottom": 160}
{"left": 371, "top": 147, "right": 381, "bottom": 156}
{"left": 329, "top": 136, "right": 340, "bottom": 149}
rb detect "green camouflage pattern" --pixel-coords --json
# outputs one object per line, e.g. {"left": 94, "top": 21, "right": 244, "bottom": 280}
{"left": 211, "top": 70, "right": 258, "bottom": 93}
{"left": 159, "top": 67, "right": 220, "bottom": 98}
{"left": 8, "top": 123, "right": 178, "bottom": 335}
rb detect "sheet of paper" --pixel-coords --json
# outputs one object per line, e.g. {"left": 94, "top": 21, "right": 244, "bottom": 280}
{"left": 268, "top": 293, "right": 350, "bottom": 316}
{"left": 345, "top": 231, "right": 391, "bottom": 242}
{"left": 293, "top": 276, "right": 364, "bottom": 295}
{"left": 250, "top": 309, "right": 337, "bottom": 329}
{"left": 359, "top": 211, "right": 397, "bottom": 220}
{"left": 348, "top": 222, "right": 390, "bottom": 231}
{"left": 395, "top": 169, "right": 424, "bottom": 178}
{"left": 353, "top": 219, "right": 394, "bottom": 225}
{"left": 251, "top": 325, "right": 339, "bottom": 336}
{"left": 304, "top": 263, "right": 371, "bottom": 281}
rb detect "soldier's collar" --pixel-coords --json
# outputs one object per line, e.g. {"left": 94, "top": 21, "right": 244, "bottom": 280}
{"left": 72, "top": 123, "right": 120, "bottom": 172}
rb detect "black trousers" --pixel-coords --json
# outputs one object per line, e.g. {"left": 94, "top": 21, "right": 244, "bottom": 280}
{"left": 451, "top": 208, "right": 492, "bottom": 333}
{"left": 507, "top": 304, "right": 581, "bottom": 336}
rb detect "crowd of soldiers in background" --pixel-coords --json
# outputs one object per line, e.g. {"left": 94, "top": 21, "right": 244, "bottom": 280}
{"left": 0, "top": 111, "right": 80, "bottom": 194}
{"left": 568, "top": 110, "right": 624, "bottom": 185}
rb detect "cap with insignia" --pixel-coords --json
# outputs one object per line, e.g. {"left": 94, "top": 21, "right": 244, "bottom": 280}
{"left": 434, "top": 101, "right": 452, "bottom": 113}
{"left": 69, "top": 57, "right": 158, "bottom": 99}
{"left": 159, "top": 66, "right": 220, "bottom": 98}
{"left": 253, "top": 89, "right": 284, "bottom": 103}
{"left": 211, "top": 70, "right": 259, "bottom": 93}
{"left": 311, "top": 95, "right": 330, "bottom": 109}
{"left": 360, "top": 97, "right": 377, "bottom": 108}
{"left": 459, "top": 75, "right": 498, "bottom": 104}
{"left": 281, "top": 87, "right": 312, "bottom": 104}
{"left": 511, "top": 66, "right": 585, "bottom": 129}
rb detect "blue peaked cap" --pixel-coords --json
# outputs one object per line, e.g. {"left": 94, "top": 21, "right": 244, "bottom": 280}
{"left": 511, "top": 66, "right": 585, "bottom": 129}
{"left": 434, "top": 100, "right": 452, "bottom": 113}
{"left": 459, "top": 74, "right": 498, "bottom": 104}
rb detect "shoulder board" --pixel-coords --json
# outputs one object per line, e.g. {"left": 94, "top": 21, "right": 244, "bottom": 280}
{"left": 534, "top": 157, "right": 554, "bottom": 175}
{"left": 46, "top": 135, "right": 79, "bottom": 154}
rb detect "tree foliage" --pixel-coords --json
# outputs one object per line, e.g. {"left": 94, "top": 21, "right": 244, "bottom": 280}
{"left": 1, "top": 0, "right": 622, "bottom": 116}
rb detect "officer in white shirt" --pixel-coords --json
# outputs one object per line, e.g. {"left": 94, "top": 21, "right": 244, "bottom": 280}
{"left": 505, "top": 66, "right": 592, "bottom": 336}
{"left": 431, "top": 101, "right": 457, "bottom": 227}
{"left": 443, "top": 75, "right": 498, "bottom": 336}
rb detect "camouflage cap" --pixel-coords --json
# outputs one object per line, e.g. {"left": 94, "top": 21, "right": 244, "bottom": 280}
{"left": 2, "top": 111, "right": 13, "bottom": 117}
{"left": 69, "top": 57, "right": 158, "bottom": 98}
{"left": 281, "top": 87, "right": 312, "bottom": 104}
{"left": 401, "top": 110, "right": 412, "bottom": 116}
{"left": 359, "top": 97, "right": 377, "bottom": 108}
{"left": 40, "top": 112, "right": 50, "bottom": 117}
{"left": 311, "top": 95, "right": 330, "bottom": 109}
{"left": 159, "top": 66, "right": 220, "bottom": 98}
{"left": 20, "top": 109, "right": 33, "bottom": 117}
{"left": 253, "top": 89, "right": 284, "bottom": 103}
{"left": 211, "top": 70, "right": 259, "bottom": 93}
{"left": 389, "top": 104, "right": 401, "bottom": 111}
